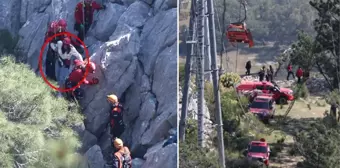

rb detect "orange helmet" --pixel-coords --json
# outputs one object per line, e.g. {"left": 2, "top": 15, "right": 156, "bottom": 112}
{"left": 107, "top": 94, "right": 118, "bottom": 104}
{"left": 113, "top": 138, "right": 123, "bottom": 149}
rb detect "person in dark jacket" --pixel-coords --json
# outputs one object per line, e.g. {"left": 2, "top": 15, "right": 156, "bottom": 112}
{"left": 112, "top": 138, "right": 132, "bottom": 168}
{"left": 258, "top": 66, "right": 265, "bottom": 81}
{"left": 330, "top": 103, "right": 337, "bottom": 119}
{"left": 107, "top": 94, "right": 125, "bottom": 139}
{"left": 269, "top": 65, "right": 274, "bottom": 81}
{"left": 245, "top": 60, "right": 251, "bottom": 75}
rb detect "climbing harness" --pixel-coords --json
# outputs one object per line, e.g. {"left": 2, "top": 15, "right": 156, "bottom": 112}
{"left": 226, "top": 0, "right": 254, "bottom": 48}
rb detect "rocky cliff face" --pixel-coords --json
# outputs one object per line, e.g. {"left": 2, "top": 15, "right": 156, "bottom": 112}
{"left": 0, "top": 0, "right": 177, "bottom": 167}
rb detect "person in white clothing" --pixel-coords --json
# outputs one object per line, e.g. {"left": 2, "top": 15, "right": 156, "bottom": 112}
{"left": 50, "top": 37, "right": 84, "bottom": 97}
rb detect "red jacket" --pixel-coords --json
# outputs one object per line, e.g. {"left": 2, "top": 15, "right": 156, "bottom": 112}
{"left": 74, "top": 1, "right": 103, "bottom": 25}
{"left": 287, "top": 65, "right": 292, "bottom": 71}
{"left": 44, "top": 21, "right": 67, "bottom": 41}
{"left": 296, "top": 68, "right": 303, "bottom": 77}
{"left": 68, "top": 68, "right": 94, "bottom": 85}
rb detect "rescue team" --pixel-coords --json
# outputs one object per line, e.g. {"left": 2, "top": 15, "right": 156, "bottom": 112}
{"left": 245, "top": 61, "right": 305, "bottom": 83}
{"left": 39, "top": 1, "right": 131, "bottom": 167}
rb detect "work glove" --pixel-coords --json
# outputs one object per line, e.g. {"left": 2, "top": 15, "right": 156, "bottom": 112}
{"left": 57, "top": 40, "right": 63, "bottom": 49}
{"left": 91, "top": 77, "right": 99, "bottom": 85}
{"left": 102, "top": 5, "right": 106, "bottom": 10}
{"left": 80, "top": 24, "right": 84, "bottom": 30}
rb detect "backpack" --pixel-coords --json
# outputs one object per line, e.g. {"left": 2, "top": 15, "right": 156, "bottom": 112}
{"left": 114, "top": 147, "right": 132, "bottom": 168}
{"left": 110, "top": 104, "right": 124, "bottom": 128}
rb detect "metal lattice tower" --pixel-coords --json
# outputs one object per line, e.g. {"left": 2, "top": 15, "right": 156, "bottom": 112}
{"left": 179, "top": 0, "right": 226, "bottom": 166}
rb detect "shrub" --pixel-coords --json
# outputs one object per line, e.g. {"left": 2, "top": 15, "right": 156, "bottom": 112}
{"left": 220, "top": 73, "right": 241, "bottom": 88}
{"left": 0, "top": 56, "right": 84, "bottom": 167}
{"left": 179, "top": 62, "right": 185, "bottom": 87}
{"left": 293, "top": 83, "right": 309, "bottom": 99}
{"left": 179, "top": 120, "right": 220, "bottom": 168}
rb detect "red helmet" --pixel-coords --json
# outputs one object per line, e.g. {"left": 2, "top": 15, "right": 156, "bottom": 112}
{"left": 49, "top": 21, "right": 58, "bottom": 32}
{"left": 74, "top": 59, "right": 84, "bottom": 67}
{"left": 87, "top": 62, "right": 96, "bottom": 73}
{"left": 63, "top": 37, "right": 71, "bottom": 45}
{"left": 58, "top": 19, "right": 67, "bottom": 28}
{"left": 260, "top": 138, "right": 266, "bottom": 142}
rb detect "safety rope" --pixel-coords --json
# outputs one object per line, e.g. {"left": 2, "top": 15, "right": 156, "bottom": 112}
{"left": 82, "top": 0, "right": 86, "bottom": 41}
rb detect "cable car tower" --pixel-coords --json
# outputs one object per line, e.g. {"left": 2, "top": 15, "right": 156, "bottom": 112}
{"left": 179, "top": 0, "right": 226, "bottom": 166}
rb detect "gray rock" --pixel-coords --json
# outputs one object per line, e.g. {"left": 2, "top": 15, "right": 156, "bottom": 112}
{"left": 0, "top": 0, "right": 22, "bottom": 35}
{"left": 139, "top": 8, "right": 177, "bottom": 76}
{"left": 153, "top": 0, "right": 177, "bottom": 14}
{"left": 15, "top": 12, "right": 49, "bottom": 69}
{"left": 81, "top": 32, "right": 138, "bottom": 136}
{"left": 80, "top": 130, "right": 98, "bottom": 154}
{"left": 72, "top": 122, "right": 86, "bottom": 137}
{"left": 140, "top": 42, "right": 177, "bottom": 145}
{"left": 121, "top": 0, "right": 137, "bottom": 7}
{"left": 83, "top": 145, "right": 105, "bottom": 168}
{"left": 118, "top": 1, "right": 151, "bottom": 28}
{"left": 132, "top": 158, "right": 146, "bottom": 168}
{"left": 142, "top": 143, "right": 177, "bottom": 168}
{"left": 20, "top": 0, "right": 51, "bottom": 24}
{"left": 93, "top": 4, "right": 126, "bottom": 41}
{"left": 98, "top": 129, "right": 114, "bottom": 162}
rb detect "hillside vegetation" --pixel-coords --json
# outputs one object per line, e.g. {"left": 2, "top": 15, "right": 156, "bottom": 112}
{"left": 0, "top": 56, "right": 84, "bottom": 167}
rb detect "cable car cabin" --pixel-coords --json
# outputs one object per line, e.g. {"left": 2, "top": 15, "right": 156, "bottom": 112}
{"left": 226, "top": 23, "right": 254, "bottom": 48}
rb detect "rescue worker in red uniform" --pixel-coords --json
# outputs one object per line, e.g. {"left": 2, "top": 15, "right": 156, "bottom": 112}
{"left": 74, "top": 0, "right": 106, "bottom": 42}
{"left": 286, "top": 63, "right": 295, "bottom": 80}
{"left": 107, "top": 94, "right": 125, "bottom": 139}
{"left": 64, "top": 59, "right": 99, "bottom": 100}
{"left": 296, "top": 67, "right": 303, "bottom": 83}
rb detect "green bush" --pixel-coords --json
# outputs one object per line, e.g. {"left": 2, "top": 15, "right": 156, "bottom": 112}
{"left": 220, "top": 73, "right": 241, "bottom": 88}
{"left": 179, "top": 120, "right": 220, "bottom": 168}
{"left": 293, "top": 83, "right": 309, "bottom": 99}
{"left": 179, "top": 62, "right": 185, "bottom": 87}
{"left": 0, "top": 56, "right": 84, "bottom": 167}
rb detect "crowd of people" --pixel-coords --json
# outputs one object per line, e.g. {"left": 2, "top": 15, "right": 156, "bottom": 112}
{"left": 245, "top": 61, "right": 306, "bottom": 83}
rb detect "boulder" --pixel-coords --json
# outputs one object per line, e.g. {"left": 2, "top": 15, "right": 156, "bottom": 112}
{"left": 132, "top": 158, "right": 146, "bottom": 168}
{"left": 139, "top": 8, "right": 177, "bottom": 76}
{"left": 92, "top": 4, "right": 126, "bottom": 41}
{"left": 142, "top": 143, "right": 177, "bottom": 168}
{"left": 117, "top": 1, "right": 151, "bottom": 28}
{"left": 153, "top": 0, "right": 177, "bottom": 14}
{"left": 0, "top": 0, "right": 22, "bottom": 35}
{"left": 82, "top": 145, "right": 105, "bottom": 168}
{"left": 80, "top": 130, "right": 98, "bottom": 154}
{"left": 15, "top": 12, "right": 49, "bottom": 69}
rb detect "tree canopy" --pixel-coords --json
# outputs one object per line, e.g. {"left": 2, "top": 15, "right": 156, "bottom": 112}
{"left": 0, "top": 56, "right": 84, "bottom": 168}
